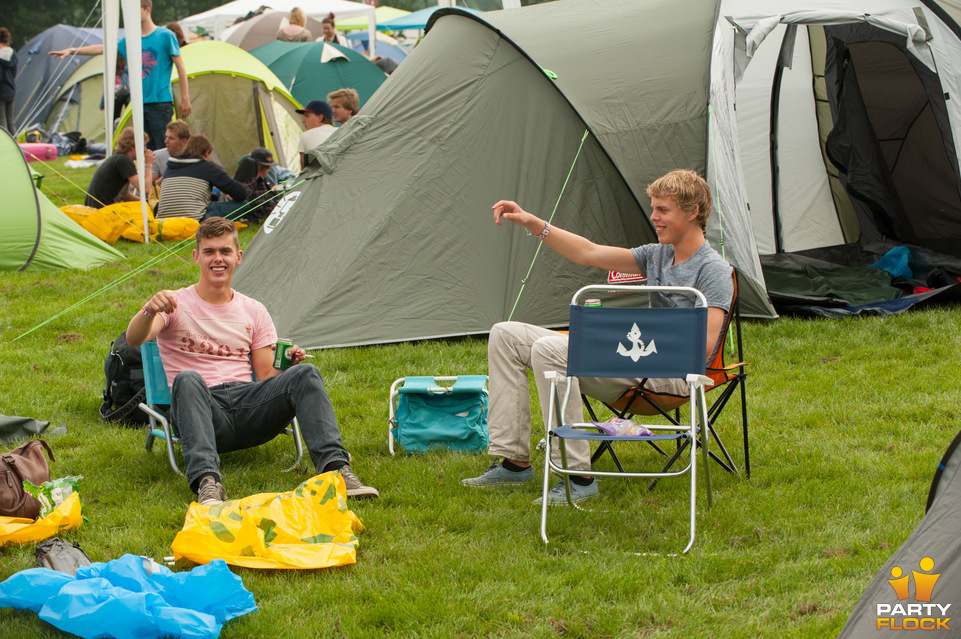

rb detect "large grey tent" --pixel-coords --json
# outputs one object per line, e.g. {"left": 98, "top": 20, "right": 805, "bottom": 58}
{"left": 235, "top": 0, "right": 961, "bottom": 348}
{"left": 838, "top": 430, "right": 961, "bottom": 637}
{"left": 13, "top": 26, "right": 108, "bottom": 134}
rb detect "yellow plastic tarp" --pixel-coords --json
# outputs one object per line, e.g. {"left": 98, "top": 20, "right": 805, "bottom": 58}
{"left": 171, "top": 473, "right": 363, "bottom": 569}
{"left": 0, "top": 492, "right": 83, "bottom": 547}
{"left": 60, "top": 202, "right": 205, "bottom": 243}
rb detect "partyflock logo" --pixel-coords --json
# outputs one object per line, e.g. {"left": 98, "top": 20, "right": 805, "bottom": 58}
{"left": 876, "top": 557, "right": 950, "bottom": 631}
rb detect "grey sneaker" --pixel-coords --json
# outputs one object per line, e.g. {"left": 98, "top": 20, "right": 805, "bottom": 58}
{"left": 534, "top": 479, "right": 599, "bottom": 505}
{"left": 197, "top": 475, "right": 227, "bottom": 506}
{"left": 339, "top": 465, "right": 379, "bottom": 499}
{"left": 462, "top": 461, "right": 535, "bottom": 487}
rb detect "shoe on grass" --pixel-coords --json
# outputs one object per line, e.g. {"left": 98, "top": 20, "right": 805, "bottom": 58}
{"left": 339, "top": 465, "right": 379, "bottom": 499}
{"left": 534, "top": 479, "right": 598, "bottom": 505}
{"left": 462, "top": 460, "right": 534, "bottom": 487}
{"left": 197, "top": 475, "right": 227, "bottom": 506}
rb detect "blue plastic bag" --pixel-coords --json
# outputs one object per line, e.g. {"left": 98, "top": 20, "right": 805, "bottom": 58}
{"left": 0, "top": 554, "right": 256, "bottom": 639}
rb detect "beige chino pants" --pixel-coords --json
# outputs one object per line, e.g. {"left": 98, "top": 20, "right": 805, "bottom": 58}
{"left": 486, "top": 321, "right": 688, "bottom": 472}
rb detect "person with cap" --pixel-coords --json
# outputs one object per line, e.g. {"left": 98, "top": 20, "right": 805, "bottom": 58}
{"left": 239, "top": 147, "right": 282, "bottom": 223}
{"left": 296, "top": 99, "right": 335, "bottom": 170}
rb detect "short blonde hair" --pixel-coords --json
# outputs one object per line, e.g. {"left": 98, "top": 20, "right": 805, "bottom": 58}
{"left": 289, "top": 8, "right": 306, "bottom": 27}
{"left": 327, "top": 88, "right": 359, "bottom": 115}
{"left": 646, "top": 169, "right": 712, "bottom": 231}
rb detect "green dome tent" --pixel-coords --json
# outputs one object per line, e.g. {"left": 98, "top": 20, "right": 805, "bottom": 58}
{"left": 249, "top": 41, "right": 386, "bottom": 109}
{"left": 0, "top": 129, "right": 124, "bottom": 271}
{"left": 116, "top": 41, "right": 304, "bottom": 174}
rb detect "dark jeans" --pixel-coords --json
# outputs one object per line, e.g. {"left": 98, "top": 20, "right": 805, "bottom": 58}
{"left": 170, "top": 365, "right": 349, "bottom": 491}
{"left": 0, "top": 97, "right": 13, "bottom": 135}
{"left": 143, "top": 102, "right": 174, "bottom": 151}
{"left": 204, "top": 200, "right": 245, "bottom": 220}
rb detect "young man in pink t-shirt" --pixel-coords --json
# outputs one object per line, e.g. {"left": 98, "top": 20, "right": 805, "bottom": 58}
{"left": 126, "top": 217, "right": 378, "bottom": 505}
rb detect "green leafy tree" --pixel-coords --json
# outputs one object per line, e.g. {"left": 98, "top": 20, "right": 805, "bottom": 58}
{"left": 1, "top": 0, "right": 224, "bottom": 48}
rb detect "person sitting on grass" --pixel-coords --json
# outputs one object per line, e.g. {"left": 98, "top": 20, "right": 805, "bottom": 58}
{"left": 238, "top": 147, "right": 283, "bottom": 223}
{"left": 462, "top": 169, "right": 733, "bottom": 505}
{"left": 157, "top": 134, "right": 248, "bottom": 220}
{"left": 125, "top": 217, "right": 379, "bottom": 505}
{"left": 151, "top": 120, "right": 190, "bottom": 187}
{"left": 84, "top": 127, "right": 154, "bottom": 208}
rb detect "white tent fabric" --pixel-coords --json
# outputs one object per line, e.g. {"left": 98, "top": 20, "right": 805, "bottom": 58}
{"left": 102, "top": 0, "right": 151, "bottom": 243}
{"left": 179, "top": 0, "right": 376, "bottom": 55}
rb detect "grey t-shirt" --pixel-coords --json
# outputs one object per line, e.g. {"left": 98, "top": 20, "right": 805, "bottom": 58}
{"left": 152, "top": 148, "right": 170, "bottom": 180}
{"left": 631, "top": 240, "right": 733, "bottom": 360}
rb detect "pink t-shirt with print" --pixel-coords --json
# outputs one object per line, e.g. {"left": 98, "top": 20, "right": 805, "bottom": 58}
{"left": 156, "top": 284, "right": 277, "bottom": 387}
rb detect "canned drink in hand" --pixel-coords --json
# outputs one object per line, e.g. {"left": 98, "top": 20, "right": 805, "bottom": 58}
{"left": 273, "top": 338, "right": 294, "bottom": 369}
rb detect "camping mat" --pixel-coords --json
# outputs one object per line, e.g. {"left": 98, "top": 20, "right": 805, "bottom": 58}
{"left": 171, "top": 472, "right": 363, "bottom": 569}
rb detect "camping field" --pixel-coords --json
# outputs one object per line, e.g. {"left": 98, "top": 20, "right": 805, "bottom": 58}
{"left": 2, "top": 158, "right": 960, "bottom": 637}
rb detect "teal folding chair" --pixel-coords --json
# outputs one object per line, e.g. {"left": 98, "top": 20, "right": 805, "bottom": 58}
{"left": 139, "top": 342, "right": 304, "bottom": 475}
{"left": 387, "top": 375, "right": 489, "bottom": 454}
{"left": 541, "top": 285, "right": 714, "bottom": 554}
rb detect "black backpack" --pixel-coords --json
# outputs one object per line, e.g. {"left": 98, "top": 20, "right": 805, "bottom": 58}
{"left": 98, "top": 331, "right": 149, "bottom": 426}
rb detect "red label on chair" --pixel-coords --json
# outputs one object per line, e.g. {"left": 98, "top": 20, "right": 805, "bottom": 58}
{"left": 608, "top": 271, "right": 646, "bottom": 283}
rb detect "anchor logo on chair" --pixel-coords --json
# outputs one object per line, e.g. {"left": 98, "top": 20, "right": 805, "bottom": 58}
{"left": 616, "top": 323, "right": 657, "bottom": 361}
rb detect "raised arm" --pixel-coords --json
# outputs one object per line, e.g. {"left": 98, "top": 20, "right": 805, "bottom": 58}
{"left": 49, "top": 44, "right": 104, "bottom": 58}
{"left": 126, "top": 290, "right": 177, "bottom": 346}
{"left": 492, "top": 200, "right": 641, "bottom": 274}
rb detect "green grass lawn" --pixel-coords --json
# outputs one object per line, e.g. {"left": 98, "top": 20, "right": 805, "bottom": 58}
{"left": 1, "top": 159, "right": 959, "bottom": 637}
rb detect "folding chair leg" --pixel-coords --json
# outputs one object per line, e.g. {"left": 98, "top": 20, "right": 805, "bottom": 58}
{"left": 740, "top": 381, "right": 750, "bottom": 478}
{"left": 284, "top": 417, "right": 304, "bottom": 472}
{"left": 698, "top": 389, "right": 713, "bottom": 510}
{"left": 591, "top": 441, "right": 626, "bottom": 472}
{"left": 649, "top": 437, "right": 690, "bottom": 491}
{"left": 161, "top": 420, "right": 183, "bottom": 476}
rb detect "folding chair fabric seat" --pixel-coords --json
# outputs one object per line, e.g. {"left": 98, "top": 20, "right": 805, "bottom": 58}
{"left": 542, "top": 285, "right": 714, "bottom": 554}
{"left": 138, "top": 342, "right": 304, "bottom": 475}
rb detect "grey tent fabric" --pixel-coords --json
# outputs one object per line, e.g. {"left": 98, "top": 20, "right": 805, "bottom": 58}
{"left": 235, "top": 0, "right": 961, "bottom": 348}
{"left": 13, "top": 26, "right": 109, "bottom": 134}
{"left": 0, "top": 415, "right": 50, "bottom": 446}
{"left": 838, "top": 431, "right": 961, "bottom": 637}
{"left": 235, "top": 6, "right": 659, "bottom": 348}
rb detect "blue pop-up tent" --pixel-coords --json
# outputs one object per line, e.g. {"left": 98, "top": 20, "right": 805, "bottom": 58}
{"left": 378, "top": 6, "right": 482, "bottom": 31}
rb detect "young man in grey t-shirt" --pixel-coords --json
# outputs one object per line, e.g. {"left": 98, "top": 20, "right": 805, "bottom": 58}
{"left": 463, "top": 169, "right": 733, "bottom": 504}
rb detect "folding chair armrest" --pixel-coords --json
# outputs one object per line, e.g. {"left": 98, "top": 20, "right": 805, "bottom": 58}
{"left": 708, "top": 361, "right": 746, "bottom": 373}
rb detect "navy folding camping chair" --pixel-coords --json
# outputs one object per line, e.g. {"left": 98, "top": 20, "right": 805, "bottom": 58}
{"left": 541, "top": 285, "right": 714, "bottom": 553}
{"left": 139, "top": 342, "right": 303, "bottom": 475}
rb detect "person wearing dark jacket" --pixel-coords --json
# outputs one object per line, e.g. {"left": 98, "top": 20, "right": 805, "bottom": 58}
{"left": 0, "top": 27, "right": 17, "bottom": 135}
{"left": 157, "top": 134, "right": 247, "bottom": 220}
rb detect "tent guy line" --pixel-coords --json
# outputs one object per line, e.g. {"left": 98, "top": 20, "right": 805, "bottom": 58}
{"left": 24, "top": 154, "right": 188, "bottom": 261}
{"left": 507, "top": 128, "right": 590, "bottom": 322}
{"left": 11, "top": 177, "right": 307, "bottom": 343}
